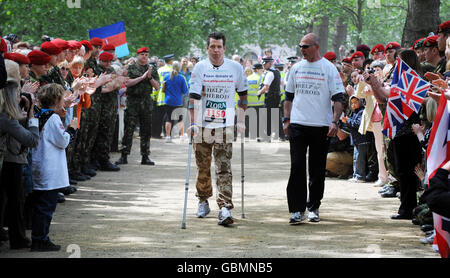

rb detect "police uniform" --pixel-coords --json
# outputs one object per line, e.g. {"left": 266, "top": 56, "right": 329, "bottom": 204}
{"left": 116, "top": 47, "right": 159, "bottom": 165}
{"left": 275, "top": 63, "right": 287, "bottom": 140}
{"left": 261, "top": 57, "right": 281, "bottom": 140}
{"left": 243, "top": 63, "right": 264, "bottom": 138}
{"left": 152, "top": 54, "right": 174, "bottom": 138}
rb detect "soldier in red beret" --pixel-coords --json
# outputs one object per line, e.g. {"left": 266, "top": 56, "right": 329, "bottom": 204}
{"left": 89, "top": 49, "right": 122, "bottom": 171}
{"left": 89, "top": 37, "right": 103, "bottom": 48}
{"left": 356, "top": 44, "right": 370, "bottom": 59}
{"left": 4, "top": 52, "right": 31, "bottom": 79}
{"left": 370, "top": 44, "right": 385, "bottom": 61}
{"left": 351, "top": 51, "right": 365, "bottom": 71}
{"left": 27, "top": 50, "right": 51, "bottom": 86}
{"left": 383, "top": 42, "right": 401, "bottom": 81}
{"left": 436, "top": 20, "right": 450, "bottom": 52}
{"left": 324, "top": 51, "right": 337, "bottom": 64}
{"left": 101, "top": 44, "right": 116, "bottom": 53}
{"left": 423, "top": 35, "right": 445, "bottom": 75}
{"left": 40, "top": 42, "right": 66, "bottom": 87}
{"left": 80, "top": 40, "right": 93, "bottom": 61}
{"left": 51, "top": 38, "right": 69, "bottom": 62}
{"left": 66, "top": 40, "right": 82, "bottom": 63}
{"left": 341, "top": 57, "right": 354, "bottom": 87}
{"left": 412, "top": 38, "right": 426, "bottom": 63}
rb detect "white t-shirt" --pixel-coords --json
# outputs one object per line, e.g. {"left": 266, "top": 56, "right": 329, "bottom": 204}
{"left": 285, "top": 57, "right": 345, "bottom": 127}
{"left": 189, "top": 58, "right": 248, "bottom": 128}
{"left": 263, "top": 70, "right": 274, "bottom": 86}
{"left": 32, "top": 113, "right": 70, "bottom": 191}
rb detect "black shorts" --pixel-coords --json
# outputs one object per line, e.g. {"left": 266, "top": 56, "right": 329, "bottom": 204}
{"left": 163, "top": 105, "right": 183, "bottom": 125}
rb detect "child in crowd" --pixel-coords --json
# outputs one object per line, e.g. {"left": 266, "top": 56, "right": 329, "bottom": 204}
{"left": 31, "top": 84, "right": 77, "bottom": 252}
{"left": 341, "top": 95, "right": 372, "bottom": 183}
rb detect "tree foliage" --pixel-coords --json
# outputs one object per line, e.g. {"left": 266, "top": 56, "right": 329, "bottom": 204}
{"left": 0, "top": 0, "right": 448, "bottom": 59}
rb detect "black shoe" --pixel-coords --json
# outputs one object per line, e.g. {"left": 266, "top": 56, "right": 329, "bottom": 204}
{"left": 365, "top": 172, "right": 378, "bottom": 182}
{"left": 70, "top": 173, "right": 88, "bottom": 181}
{"left": 391, "top": 213, "right": 413, "bottom": 220}
{"left": 421, "top": 224, "right": 434, "bottom": 233}
{"left": 57, "top": 192, "right": 66, "bottom": 203}
{"left": 10, "top": 237, "right": 31, "bottom": 249}
{"left": 60, "top": 186, "right": 77, "bottom": 196}
{"left": 30, "top": 239, "right": 61, "bottom": 252}
{"left": 412, "top": 218, "right": 421, "bottom": 225}
{"left": 115, "top": 155, "right": 128, "bottom": 165}
{"left": 82, "top": 165, "right": 97, "bottom": 177}
{"left": 141, "top": 155, "right": 155, "bottom": 165}
{"left": 69, "top": 178, "right": 78, "bottom": 185}
{"left": 99, "top": 161, "right": 120, "bottom": 171}
{"left": 380, "top": 187, "right": 397, "bottom": 198}
{"left": 0, "top": 228, "right": 9, "bottom": 242}
{"left": 88, "top": 162, "right": 99, "bottom": 171}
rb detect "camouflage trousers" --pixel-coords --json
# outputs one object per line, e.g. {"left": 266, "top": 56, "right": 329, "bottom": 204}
{"left": 92, "top": 95, "right": 118, "bottom": 163}
{"left": 194, "top": 127, "right": 234, "bottom": 210}
{"left": 121, "top": 97, "right": 152, "bottom": 156}
{"left": 71, "top": 104, "right": 96, "bottom": 172}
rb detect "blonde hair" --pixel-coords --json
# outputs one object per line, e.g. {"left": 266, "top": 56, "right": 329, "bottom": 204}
{"left": 58, "top": 60, "right": 69, "bottom": 69}
{"left": 70, "top": 55, "right": 85, "bottom": 68}
{"left": 426, "top": 97, "right": 438, "bottom": 123}
{"left": 170, "top": 61, "right": 180, "bottom": 80}
{"left": 5, "top": 59, "right": 21, "bottom": 84}
{"left": 0, "top": 84, "right": 22, "bottom": 120}
{"left": 445, "top": 36, "right": 450, "bottom": 73}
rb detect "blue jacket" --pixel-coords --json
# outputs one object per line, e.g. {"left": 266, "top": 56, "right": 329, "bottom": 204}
{"left": 345, "top": 107, "right": 372, "bottom": 145}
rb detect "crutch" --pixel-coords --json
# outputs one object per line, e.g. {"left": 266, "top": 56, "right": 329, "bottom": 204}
{"left": 241, "top": 131, "right": 245, "bottom": 218}
{"left": 181, "top": 135, "right": 194, "bottom": 229}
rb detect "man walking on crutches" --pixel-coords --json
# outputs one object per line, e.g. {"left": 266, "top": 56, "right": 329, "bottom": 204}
{"left": 186, "top": 31, "right": 248, "bottom": 226}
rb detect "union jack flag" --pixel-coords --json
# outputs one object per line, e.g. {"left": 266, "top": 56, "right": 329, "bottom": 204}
{"left": 397, "top": 71, "right": 431, "bottom": 113}
{"left": 382, "top": 88, "right": 414, "bottom": 139}
{"left": 391, "top": 58, "right": 419, "bottom": 86}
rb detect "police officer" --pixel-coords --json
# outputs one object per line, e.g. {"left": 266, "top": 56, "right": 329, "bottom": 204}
{"left": 257, "top": 56, "right": 281, "bottom": 142}
{"left": 274, "top": 63, "right": 287, "bottom": 140}
{"left": 244, "top": 63, "right": 264, "bottom": 138}
{"left": 115, "top": 47, "right": 160, "bottom": 166}
{"left": 153, "top": 54, "right": 174, "bottom": 138}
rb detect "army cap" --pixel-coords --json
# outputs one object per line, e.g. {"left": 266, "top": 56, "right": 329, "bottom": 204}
{"left": 4, "top": 52, "right": 30, "bottom": 65}
{"left": 99, "top": 51, "right": 114, "bottom": 62}
{"left": 51, "top": 38, "right": 70, "bottom": 50}
{"left": 436, "top": 20, "right": 450, "bottom": 34}
{"left": 371, "top": 44, "right": 385, "bottom": 54}
{"left": 137, "top": 47, "right": 149, "bottom": 54}
{"left": 40, "top": 41, "right": 62, "bottom": 55}
{"left": 423, "top": 35, "right": 438, "bottom": 48}
{"left": 261, "top": 56, "right": 273, "bottom": 64}
{"left": 274, "top": 63, "right": 284, "bottom": 69}
{"left": 324, "top": 51, "right": 337, "bottom": 61}
{"left": 28, "top": 50, "right": 51, "bottom": 65}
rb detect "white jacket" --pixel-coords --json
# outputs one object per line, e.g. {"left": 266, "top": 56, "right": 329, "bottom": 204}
{"left": 32, "top": 113, "right": 70, "bottom": 191}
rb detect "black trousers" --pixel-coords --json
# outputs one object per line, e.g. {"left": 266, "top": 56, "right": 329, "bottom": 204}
{"left": 391, "top": 133, "right": 422, "bottom": 216}
{"left": 31, "top": 189, "right": 58, "bottom": 241}
{"left": 287, "top": 124, "right": 330, "bottom": 213}
{"left": 0, "top": 161, "right": 27, "bottom": 245}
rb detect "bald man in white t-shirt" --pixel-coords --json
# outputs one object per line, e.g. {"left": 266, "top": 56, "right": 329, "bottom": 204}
{"left": 283, "top": 33, "right": 345, "bottom": 224}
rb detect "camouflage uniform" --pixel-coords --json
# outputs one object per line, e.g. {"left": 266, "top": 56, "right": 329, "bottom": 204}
{"left": 85, "top": 56, "right": 102, "bottom": 76}
{"left": 120, "top": 63, "right": 158, "bottom": 156}
{"left": 434, "top": 57, "right": 447, "bottom": 76}
{"left": 41, "top": 65, "right": 65, "bottom": 87}
{"left": 194, "top": 127, "right": 235, "bottom": 210}
{"left": 91, "top": 65, "right": 118, "bottom": 164}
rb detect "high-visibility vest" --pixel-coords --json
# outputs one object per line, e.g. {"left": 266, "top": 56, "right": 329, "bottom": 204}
{"left": 235, "top": 72, "right": 264, "bottom": 108}
{"left": 279, "top": 71, "right": 286, "bottom": 105}
{"left": 156, "top": 64, "right": 173, "bottom": 106}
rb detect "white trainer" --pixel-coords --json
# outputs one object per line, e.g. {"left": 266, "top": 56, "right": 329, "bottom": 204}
{"left": 196, "top": 201, "right": 210, "bottom": 218}
{"left": 218, "top": 207, "right": 233, "bottom": 225}
{"left": 308, "top": 209, "right": 320, "bottom": 222}
{"left": 374, "top": 179, "right": 387, "bottom": 187}
{"left": 289, "top": 211, "right": 306, "bottom": 224}
{"left": 165, "top": 136, "right": 172, "bottom": 143}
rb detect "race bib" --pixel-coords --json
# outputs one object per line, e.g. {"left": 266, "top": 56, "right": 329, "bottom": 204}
{"left": 204, "top": 100, "right": 227, "bottom": 124}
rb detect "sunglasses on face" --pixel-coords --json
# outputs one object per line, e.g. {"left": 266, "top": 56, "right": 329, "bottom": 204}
{"left": 298, "top": 43, "right": 316, "bottom": 49}
{"left": 61, "top": 67, "right": 69, "bottom": 70}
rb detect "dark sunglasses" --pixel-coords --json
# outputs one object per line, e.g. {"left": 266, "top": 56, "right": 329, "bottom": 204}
{"left": 60, "top": 67, "right": 69, "bottom": 70}
{"left": 298, "top": 43, "right": 316, "bottom": 49}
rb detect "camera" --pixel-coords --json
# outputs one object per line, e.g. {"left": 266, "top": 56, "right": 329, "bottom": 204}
{"left": 367, "top": 68, "right": 375, "bottom": 74}
{"left": 19, "top": 92, "right": 33, "bottom": 114}
{"left": 41, "top": 35, "right": 53, "bottom": 43}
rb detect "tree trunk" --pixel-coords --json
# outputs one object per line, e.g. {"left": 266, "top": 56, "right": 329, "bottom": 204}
{"left": 333, "top": 16, "right": 347, "bottom": 59}
{"left": 355, "top": 0, "right": 363, "bottom": 47}
{"left": 313, "top": 15, "right": 329, "bottom": 56}
{"left": 402, "top": 0, "right": 440, "bottom": 47}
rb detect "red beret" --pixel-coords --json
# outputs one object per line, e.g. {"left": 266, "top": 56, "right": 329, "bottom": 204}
{"left": 89, "top": 37, "right": 104, "bottom": 47}
{"left": 385, "top": 42, "right": 401, "bottom": 51}
{"left": 80, "top": 40, "right": 93, "bottom": 51}
{"left": 423, "top": 35, "right": 438, "bottom": 48}
{"left": 413, "top": 38, "right": 426, "bottom": 49}
{"left": 0, "top": 38, "right": 7, "bottom": 53}
{"left": 101, "top": 44, "right": 115, "bottom": 51}
{"left": 51, "top": 38, "right": 69, "bottom": 50}
{"left": 28, "top": 50, "right": 51, "bottom": 65}
{"left": 323, "top": 51, "right": 336, "bottom": 61}
{"left": 371, "top": 44, "right": 385, "bottom": 54}
{"left": 67, "top": 40, "right": 82, "bottom": 50}
{"left": 342, "top": 57, "right": 352, "bottom": 64}
{"left": 351, "top": 51, "right": 365, "bottom": 60}
{"left": 4, "top": 52, "right": 30, "bottom": 65}
{"left": 40, "top": 41, "right": 62, "bottom": 55}
{"left": 437, "top": 20, "right": 450, "bottom": 34}
{"left": 99, "top": 51, "right": 114, "bottom": 62}
{"left": 356, "top": 44, "right": 370, "bottom": 52}
{"left": 137, "top": 47, "right": 149, "bottom": 54}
